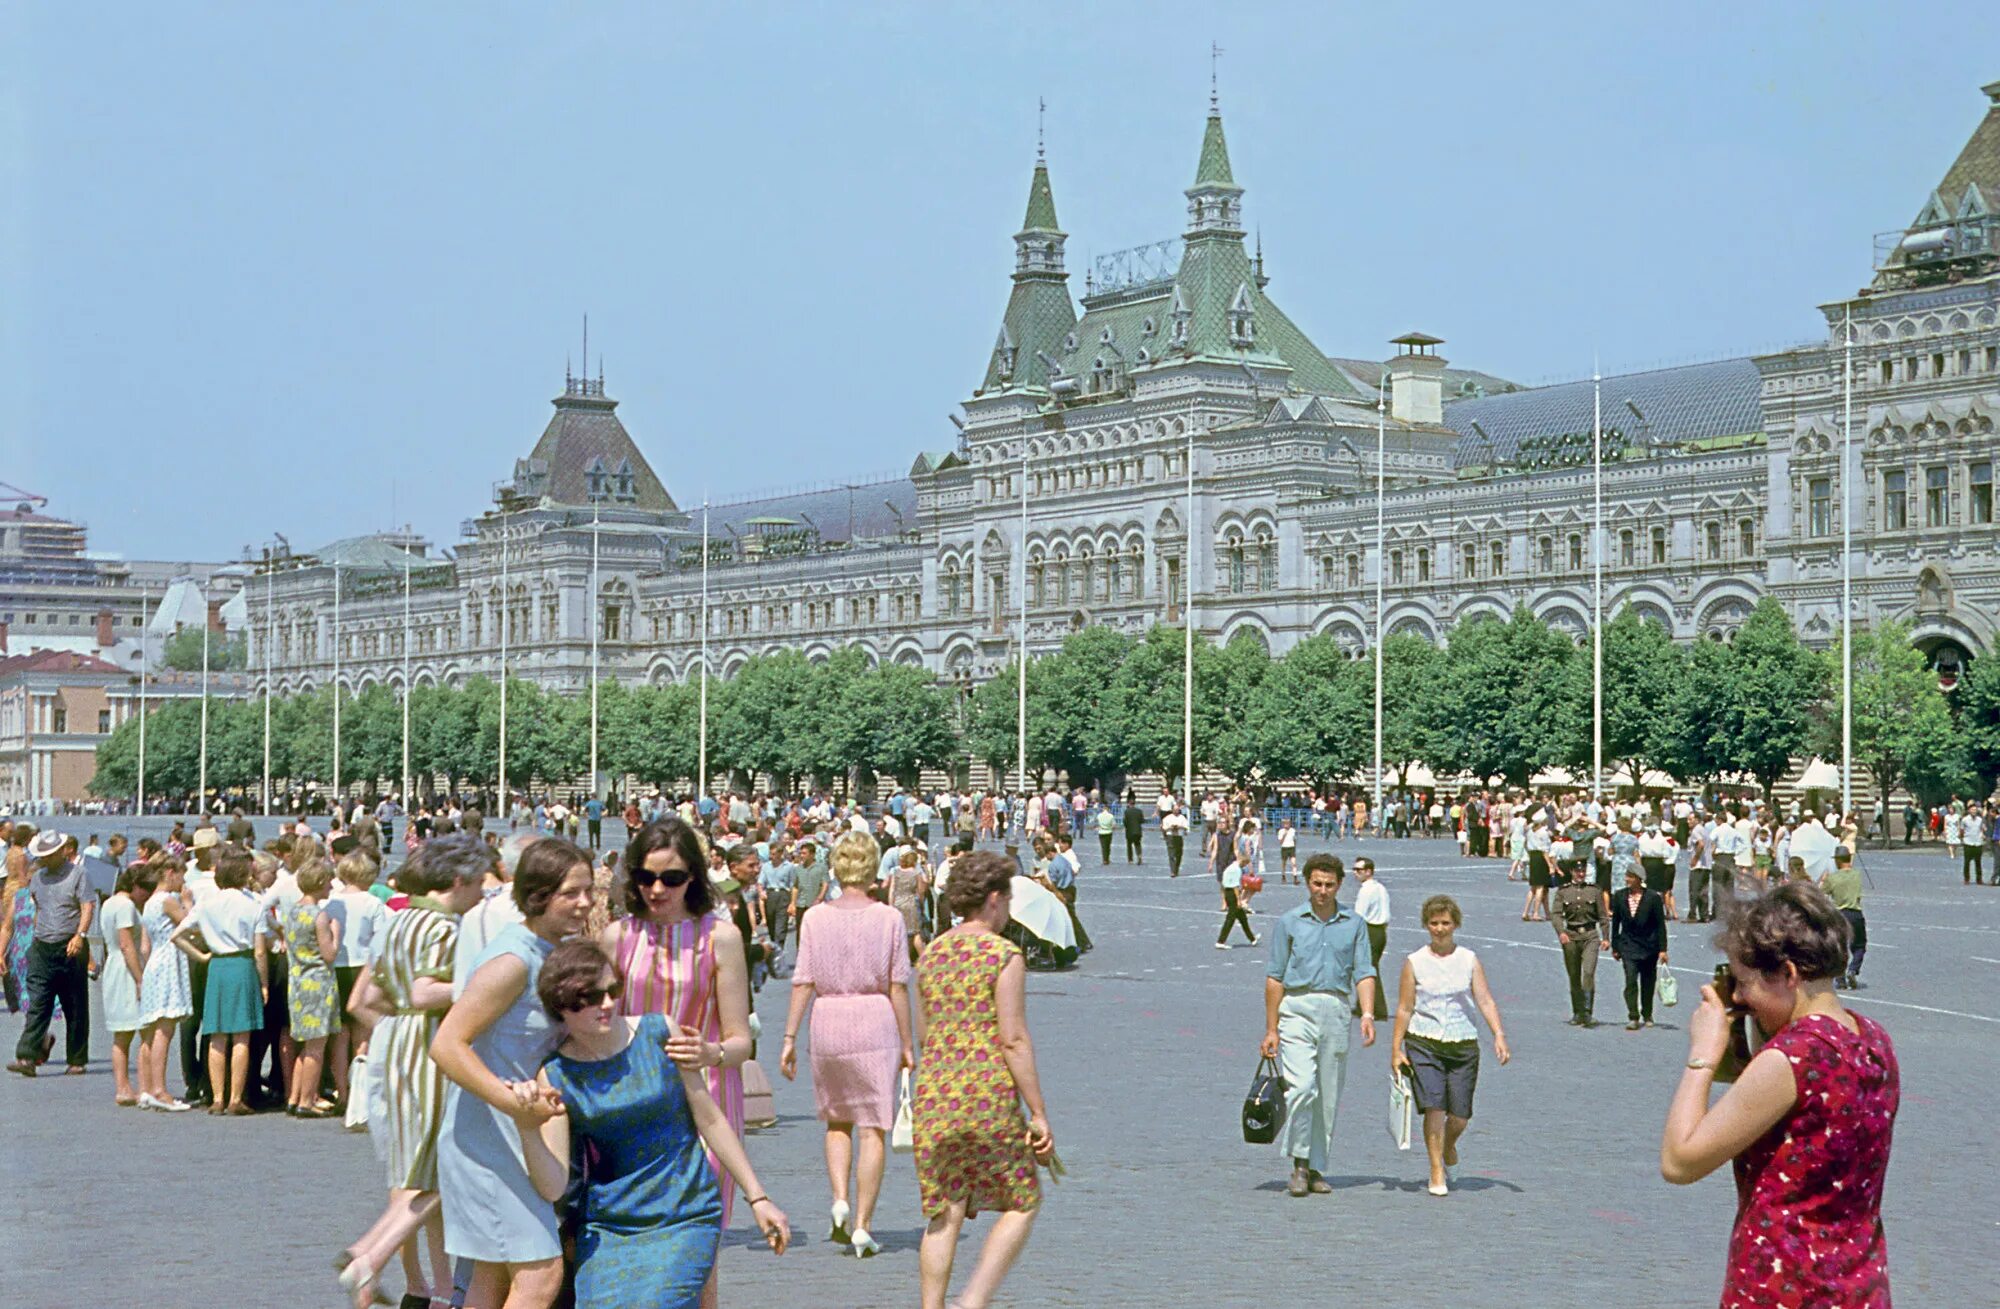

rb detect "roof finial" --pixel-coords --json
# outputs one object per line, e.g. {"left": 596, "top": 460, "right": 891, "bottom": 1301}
{"left": 582, "top": 313, "right": 588, "bottom": 384}
{"left": 1037, "top": 96, "right": 1046, "bottom": 163}
{"left": 1210, "top": 41, "right": 1223, "bottom": 114}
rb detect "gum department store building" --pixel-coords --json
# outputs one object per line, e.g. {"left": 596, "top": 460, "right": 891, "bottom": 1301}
{"left": 249, "top": 81, "right": 2000, "bottom": 717}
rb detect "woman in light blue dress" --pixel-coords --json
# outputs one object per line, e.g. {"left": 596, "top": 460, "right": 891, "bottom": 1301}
{"left": 516, "top": 940, "right": 788, "bottom": 1309}
{"left": 427, "top": 838, "right": 595, "bottom": 1309}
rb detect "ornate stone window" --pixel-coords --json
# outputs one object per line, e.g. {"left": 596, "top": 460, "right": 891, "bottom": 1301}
{"left": 1808, "top": 478, "right": 1833, "bottom": 536}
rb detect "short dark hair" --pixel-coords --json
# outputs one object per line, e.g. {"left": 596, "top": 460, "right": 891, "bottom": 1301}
{"left": 1715, "top": 882, "right": 1849, "bottom": 982}
{"left": 130, "top": 866, "right": 162, "bottom": 897}
{"left": 944, "top": 851, "right": 1014, "bottom": 918}
{"left": 405, "top": 832, "right": 498, "bottom": 895}
{"left": 214, "top": 845, "right": 254, "bottom": 890}
{"left": 621, "top": 819, "right": 713, "bottom": 918}
{"left": 514, "top": 837, "right": 589, "bottom": 918}
{"left": 538, "top": 938, "right": 615, "bottom": 1018}
{"left": 1302, "top": 853, "right": 1345, "bottom": 883}
{"left": 1420, "top": 894, "right": 1462, "bottom": 927}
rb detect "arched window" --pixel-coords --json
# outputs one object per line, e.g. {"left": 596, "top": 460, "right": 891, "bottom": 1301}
{"left": 1346, "top": 553, "right": 1361, "bottom": 588}
{"left": 1390, "top": 549, "right": 1405, "bottom": 584}
{"left": 1462, "top": 543, "right": 1477, "bottom": 578}
{"left": 1416, "top": 547, "right": 1431, "bottom": 583}
{"left": 1567, "top": 534, "right": 1583, "bottom": 571}
{"left": 1490, "top": 541, "right": 1504, "bottom": 577}
{"left": 1128, "top": 543, "right": 1144, "bottom": 598}
{"left": 1227, "top": 532, "right": 1245, "bottom": 594}
{"left": 1256, "top": 531, "right": 1276, "bottom": 592}
{"left": 1619, "top": 529, "right": 1635, "bottom": 567}
{"left": 1705, "top": 521, "right": 1723, "bottom": 560}
{"left": 1538, "top": 536, "right": 1554, "bottom": 572}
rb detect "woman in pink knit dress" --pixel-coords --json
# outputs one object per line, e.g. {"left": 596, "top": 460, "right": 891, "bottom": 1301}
{"left": 601, "top": 819, "right": 753, "bottom": 1309}
{"left": 779, "top": 829, "right": 914, "bottom": 1260}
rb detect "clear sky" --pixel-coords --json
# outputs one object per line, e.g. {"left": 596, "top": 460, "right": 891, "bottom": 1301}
{"left": 6, "top": 3, "right": 1998, "bottom": 563}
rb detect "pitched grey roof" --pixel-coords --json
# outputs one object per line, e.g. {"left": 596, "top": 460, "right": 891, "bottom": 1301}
{"left": 516, "top": 389, "right": 677, "bottom": 512}
{"left": 1440, "top": 358, "right": 1765, "bottom": 466}
{"left": 310, "top": 536, "right": 426, "bottom": 570}
{"left": 703, "top": 476, "right": 917, "bottom": 545}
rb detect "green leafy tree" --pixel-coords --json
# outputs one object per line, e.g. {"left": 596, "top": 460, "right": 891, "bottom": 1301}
{"left": 1038, "top": 626, "right": 1135, "bottom": 787}
{"left": 602, "top": 682, "right": 700, "bottom": 789}
{"left": 1953, "top": 652, "right": 2000, "bottom": 797}
{"left": 1712, "top": 598, "right": 1828, "bottom": 798}
{"left": 1818, "top": 621, "right": 1968, "bottom": 815}
{"left": 1661, "top": 638, "right": 1732, "bottom": 788}
{"left": 1198, "top": 631, "right": 1273, "bottom": 788}
{"left": 1428, "top": 608, "right": 1584, "bottom": 788}
{"left": 841, "top": 661, "right": 960, "bottom": 788}
{"left": 709, "top": 652, "right": 819, "bottom": 793}
{"left": 1102, "top": 626, "right": 1200, "bottom": 793}
{"left": 1379, "top": 634, "right": 1445, "bottom": 786}
{"left": 162, "top": 627, "right": 247, "bottom": 672}
{"left": 1250, "top": 634, "right": 1367, "bottom": 786}
{"left": 1601, "top": 606, "right": 1688, "bottom": 788}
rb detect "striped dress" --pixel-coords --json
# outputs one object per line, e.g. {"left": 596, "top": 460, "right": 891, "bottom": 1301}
{"left": 369, "top": 898, "right": 459, "bottom": 1190}
{"left": 613, "top": 913, "right": 745, "bottom": 1223}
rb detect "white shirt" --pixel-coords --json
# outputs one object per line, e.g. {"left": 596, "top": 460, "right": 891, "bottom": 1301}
{"left": 191, "top": 888, "right": 266, "bottom": 954}
{"left": 1353, "top": 879, "right": 1390, "bottom": 926}
{"left": 323, "top": 887, "right": 387, "bottom": 967}
{"left": 1405, "top": 944, "right": 1480, "bottom": 1042}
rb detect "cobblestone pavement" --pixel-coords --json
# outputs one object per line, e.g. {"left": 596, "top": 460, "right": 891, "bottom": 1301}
{"left": 5, "top": 824, "right": 1995, "bottom": 1307}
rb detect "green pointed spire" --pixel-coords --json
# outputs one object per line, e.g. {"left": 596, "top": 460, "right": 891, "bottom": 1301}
{"left": 1195, "top": 113, "right": 1235, "bottom": 188}
{"left": 1022, "top": 161, "right": 1060, "bottom": 232}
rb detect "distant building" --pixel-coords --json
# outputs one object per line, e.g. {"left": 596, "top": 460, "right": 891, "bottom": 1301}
{"left": 243, "top": 81, "right": 2000, "bottom": 743}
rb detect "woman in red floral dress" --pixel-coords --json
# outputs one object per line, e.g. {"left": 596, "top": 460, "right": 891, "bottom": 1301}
{"left": 913, "top": 851, "right": 1054, "bottom": 1309}
{"left": 1660, "top": 881, "right": 1898, "bottom": 1308}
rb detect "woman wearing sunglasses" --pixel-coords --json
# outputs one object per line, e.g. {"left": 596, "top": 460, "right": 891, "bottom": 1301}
{"left": 515, "top": 939, "right": 789, "bottom": 1309}
{"left": 600, "top": 818, "right": 752, "bottom": 1309}
{"left": 431, "top": 838, "right": 596, "bottom": 1309}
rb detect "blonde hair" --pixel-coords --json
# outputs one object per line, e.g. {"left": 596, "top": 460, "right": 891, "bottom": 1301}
{"left": 296, "top": 858, "right": 335, "bottom": 898}
{"left": 336, "top": 852, "right": 378, "bottom": 888}
{"left": 830, "top": 830, "right": 882, "bottom": 887}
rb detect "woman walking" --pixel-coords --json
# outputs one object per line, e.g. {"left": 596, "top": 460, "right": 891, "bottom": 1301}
{"left": 1, "top": 823, "right": 46, "bottom": 1017}
{"left": 172, "top": 845, "right": 270, "bottom": 1116}
{"left": 338, "top": 835, "right": 492, "bottom": 1309}
{"left": 886, "top": 845, "right": 928, "bottom": 963}
{"left": 779, "top": 830, "right": 914, "bottom": 1259}
{"left": 1661, "top": 882, "right": 1899, "bottom": 1307}
{"left": 136, "top": 858, "right": 194, "bottom": 1111}
{"left": 282, "top": 860, "right": 339, "bottom": 1118}
{"left": 432, "top": 837, "right": 595, "bottom": 1309}
{"left": 914, "top": 852, "right": 1053, "bottom": 1309}
{"left": 100, "top": 865, "right": 157, "bottom": 1106}
{"left": 516, "top": 940, "right": 790, "bottom": 1308}
{"left": 1390, "top": 894, "right": 1510, "bottom": 1196}
{"left": 602, "top": 818, "right": 752, "bottom": 1309}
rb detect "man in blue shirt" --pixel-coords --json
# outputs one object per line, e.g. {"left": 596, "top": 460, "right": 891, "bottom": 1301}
{"left": 1043, "top": 834, "right": 1091, "bottom": 954}
{"left": 583, "top": 796, "right": 605, "bottom": 850}
{"left": 1260, "top": 853, "right": 1378, "bottom": 1197}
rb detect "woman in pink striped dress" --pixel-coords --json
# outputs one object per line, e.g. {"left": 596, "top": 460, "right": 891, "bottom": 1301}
{"left": 601, "top": 819, "right": 752, "bottom": 1309}
{"left": 778, "top": 830, "right": 914, "bottom": 1259}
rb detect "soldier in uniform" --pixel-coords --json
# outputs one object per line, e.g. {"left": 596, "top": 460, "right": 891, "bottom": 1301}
{"left": 1550, "top": 854, "right": 1609, "bottom": 1027}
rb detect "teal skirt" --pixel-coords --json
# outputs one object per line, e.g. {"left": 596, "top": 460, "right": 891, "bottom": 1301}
{"left": 201, "top": 954, "right": 262, "bottom": 1038}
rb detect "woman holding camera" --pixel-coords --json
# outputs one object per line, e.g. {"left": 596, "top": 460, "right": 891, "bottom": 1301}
{"left": 1660, "top": 882, "right": 1898, "bottom": 1307}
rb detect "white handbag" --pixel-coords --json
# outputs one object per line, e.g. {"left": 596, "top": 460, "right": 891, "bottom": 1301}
{"left": 345, "top": 1051, "right": 372, "bottom": 1133}
{"left": 891, "top": 1071, "right": 915, "bottom": 1154}
{"left": 1388, "top": 1068, "right": 1414, "bottom": 1151}
{"left": 1658, "top": 969, "right": 1680, "bottom": 1008}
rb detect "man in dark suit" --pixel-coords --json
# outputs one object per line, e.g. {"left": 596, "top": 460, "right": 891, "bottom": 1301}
{"left": 1609, "top": 866, "right": 1669, "bottom": 1030}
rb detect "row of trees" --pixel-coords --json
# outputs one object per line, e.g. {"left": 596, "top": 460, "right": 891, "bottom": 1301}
{"left": 92, "top": 598, "right": 2000, "bottom": 811}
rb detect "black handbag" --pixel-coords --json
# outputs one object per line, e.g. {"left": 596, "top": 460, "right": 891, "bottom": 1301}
{"left": 1241, "top": 1054, "right": 1287, "bottom": 1144}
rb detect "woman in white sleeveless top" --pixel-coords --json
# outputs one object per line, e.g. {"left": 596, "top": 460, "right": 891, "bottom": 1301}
{"left": 1391, "top": 895, "right": 1511, "bottom": 1196}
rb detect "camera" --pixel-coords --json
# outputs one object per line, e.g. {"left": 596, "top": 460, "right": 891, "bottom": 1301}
{"left": 1711, "top": 964, "right": 1757, "bottom": 1083}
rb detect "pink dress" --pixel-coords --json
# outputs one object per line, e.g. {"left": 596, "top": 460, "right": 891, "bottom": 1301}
{"left": 1723, "top": 1011, "right": 1899, "bottom": 1308}
{"left": 791, "top": 901, "right": 910, "bottom": 1129}
{"left": 613, "top": 913, "right": 746, "bottom": 1221}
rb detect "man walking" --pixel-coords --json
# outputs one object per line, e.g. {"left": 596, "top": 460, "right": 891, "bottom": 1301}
{"left": 1122, "top": 795, "right": 1143, "bottom": 864}
{"left": 1162, "top": 807, "right": 1188, "bottom": 878}
{"left": 1609, "top": 865, "right": 1668, "bottom": 1030}
{"left": 1686, "top": 812, "right": 1714, "bottom": 924}
{"left": 1710, "top": 802, "right": 1744, "bottom": 907}
{"left": 1550, "top": 852, "right": 1609, "bottom": 1026}
{"left": 1821, "top": 845, "right": 1867, "bottom": 990}
{"left": 1350, "top": 857, "right": 1390, "bottom": 1021}
{"left": 1260, "top": 854, "right": 1378, "bottom": 1197}
{"left": 8, "top": 831, "right": 96, "bottom": 1076}
{"left": 1095, "top": 803, "right": 1116, "bottom": 866}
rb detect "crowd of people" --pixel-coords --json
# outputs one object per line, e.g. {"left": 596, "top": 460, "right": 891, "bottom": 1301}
{"left": 0, "top": 770, "right": 1921, "bottom": 1308}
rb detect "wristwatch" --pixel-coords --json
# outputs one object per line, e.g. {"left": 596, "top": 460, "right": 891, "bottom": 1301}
{"left": 1686, "top": 1058, "right": 1715, "bottom": 1071}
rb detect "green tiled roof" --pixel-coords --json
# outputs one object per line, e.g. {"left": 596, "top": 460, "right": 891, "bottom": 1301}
{"left": 982, "top": 280, "right": 1077, "bottom": 394}
{"left": 1172, "top": 233, "right": 1285, "bottom": 367}
{"left": 1022, "top": 162, "right": 1060, "bottom": 231}
{"left": 1194, "top": 113, "right": 1237, "bottom": 189}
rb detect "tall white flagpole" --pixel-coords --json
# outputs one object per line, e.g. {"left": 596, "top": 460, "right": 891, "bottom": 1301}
{"left": 1373, "top": 374, "right": 1386, "bottom": 822}
{"left": 136, "top": 585, "right": 149, "bottom": 816}
{"left": 1018, "top": 445, "right": 1029, "bottom": 796}
{"left": 1593, "top": 362, "right": 1604, "bottom": 802}
{"left": 332, "top": 562, "right": 342, "bottom": 811}
{"left": 263, "top": 561, "right": 273, "bottom": 814}
{"left": 1182, "top": 423, "right": 1195, "bottom": 813}
{"left": 698, "top": 498, "right": 710, "bottom": 798}
{"left": 589, "top": 499, "right": 601, "bottom": 800}
{"left": 497, "top": 512, "right": 508, "bottom": 812}
{"left": 198, "top": 598, "right": 210, "bottom": 814}
{"left": 1841, "top": 307, "right": 1854, "bottom": 817}
{"left": 402, "top": 535, "right": 413, "bottom": 809}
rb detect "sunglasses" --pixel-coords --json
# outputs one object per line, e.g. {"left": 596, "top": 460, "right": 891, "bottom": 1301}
{"left": 570, "top": 980, "right": 625, "bottom": 1010}
{"left": 631, "top": 867, "right": 693, "bottom": 889}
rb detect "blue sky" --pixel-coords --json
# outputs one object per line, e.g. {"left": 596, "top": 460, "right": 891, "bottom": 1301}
{"left": 6, "top": 2, "right": 1998, "bottom": 563}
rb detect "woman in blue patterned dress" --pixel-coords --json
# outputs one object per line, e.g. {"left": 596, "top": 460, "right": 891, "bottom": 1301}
{"left": 516, "top": 939, "right": 789, "bottom": 1309}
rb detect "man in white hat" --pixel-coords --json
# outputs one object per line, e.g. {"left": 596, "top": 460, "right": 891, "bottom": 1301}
{"left": 8, "top": 830, "right": 95, "bottom": 1076}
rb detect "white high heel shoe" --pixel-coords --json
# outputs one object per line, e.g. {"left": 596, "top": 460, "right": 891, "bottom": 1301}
{"left": 849, "top": 1228, "right": 880, "bottom": 1258}
{"left": 828, "top": 1199, "right": 852, "bottom": 1245}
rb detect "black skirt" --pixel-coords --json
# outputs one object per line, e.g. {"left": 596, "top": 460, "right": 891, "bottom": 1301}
{"left": 1642, "top": 855, "right": 1673, "bottom": 893}
{"left": 1527, "top": 850, "right": 1551, "bottom": 889}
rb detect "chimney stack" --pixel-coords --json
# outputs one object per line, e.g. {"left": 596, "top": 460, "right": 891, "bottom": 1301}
{"left": 0, "top": 619, "right": 8, "bottom": 655}
{"left": 1386, "top": 332, "right": 1447, "bottom": 426}
{"left": 207, "top": 598, "right": 224, "bottom": 632}
{"left": 96, "top": 609, "right": 116, "bottom": 648}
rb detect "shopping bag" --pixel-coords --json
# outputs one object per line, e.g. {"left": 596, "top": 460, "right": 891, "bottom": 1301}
{"left": 1241, "top": 1054, "right": 1286, "bottom": 1144}
{"left": 741, "top": 1057, "right": 777, "bottom": 1129}
{"left": 1388, "top": 1067, "right": 1414, "bottom": 1151}
{"left": 1658, "top": 969, "right": 1680, "bottom": 1008}
{"left": 891, "top": 1071, "right": 915, "bottom": 1154}
{"left": 345, "top": 1051, "right": 372, "bottom": 1133}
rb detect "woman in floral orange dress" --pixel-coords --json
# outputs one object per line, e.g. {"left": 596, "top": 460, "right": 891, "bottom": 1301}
{"left": 913, "top": 852, "right": 1053, "bottom": 1309}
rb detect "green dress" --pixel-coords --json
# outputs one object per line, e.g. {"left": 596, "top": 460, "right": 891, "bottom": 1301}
{"left": 284, "top": 901, "right": 337, "bottom": 1042}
